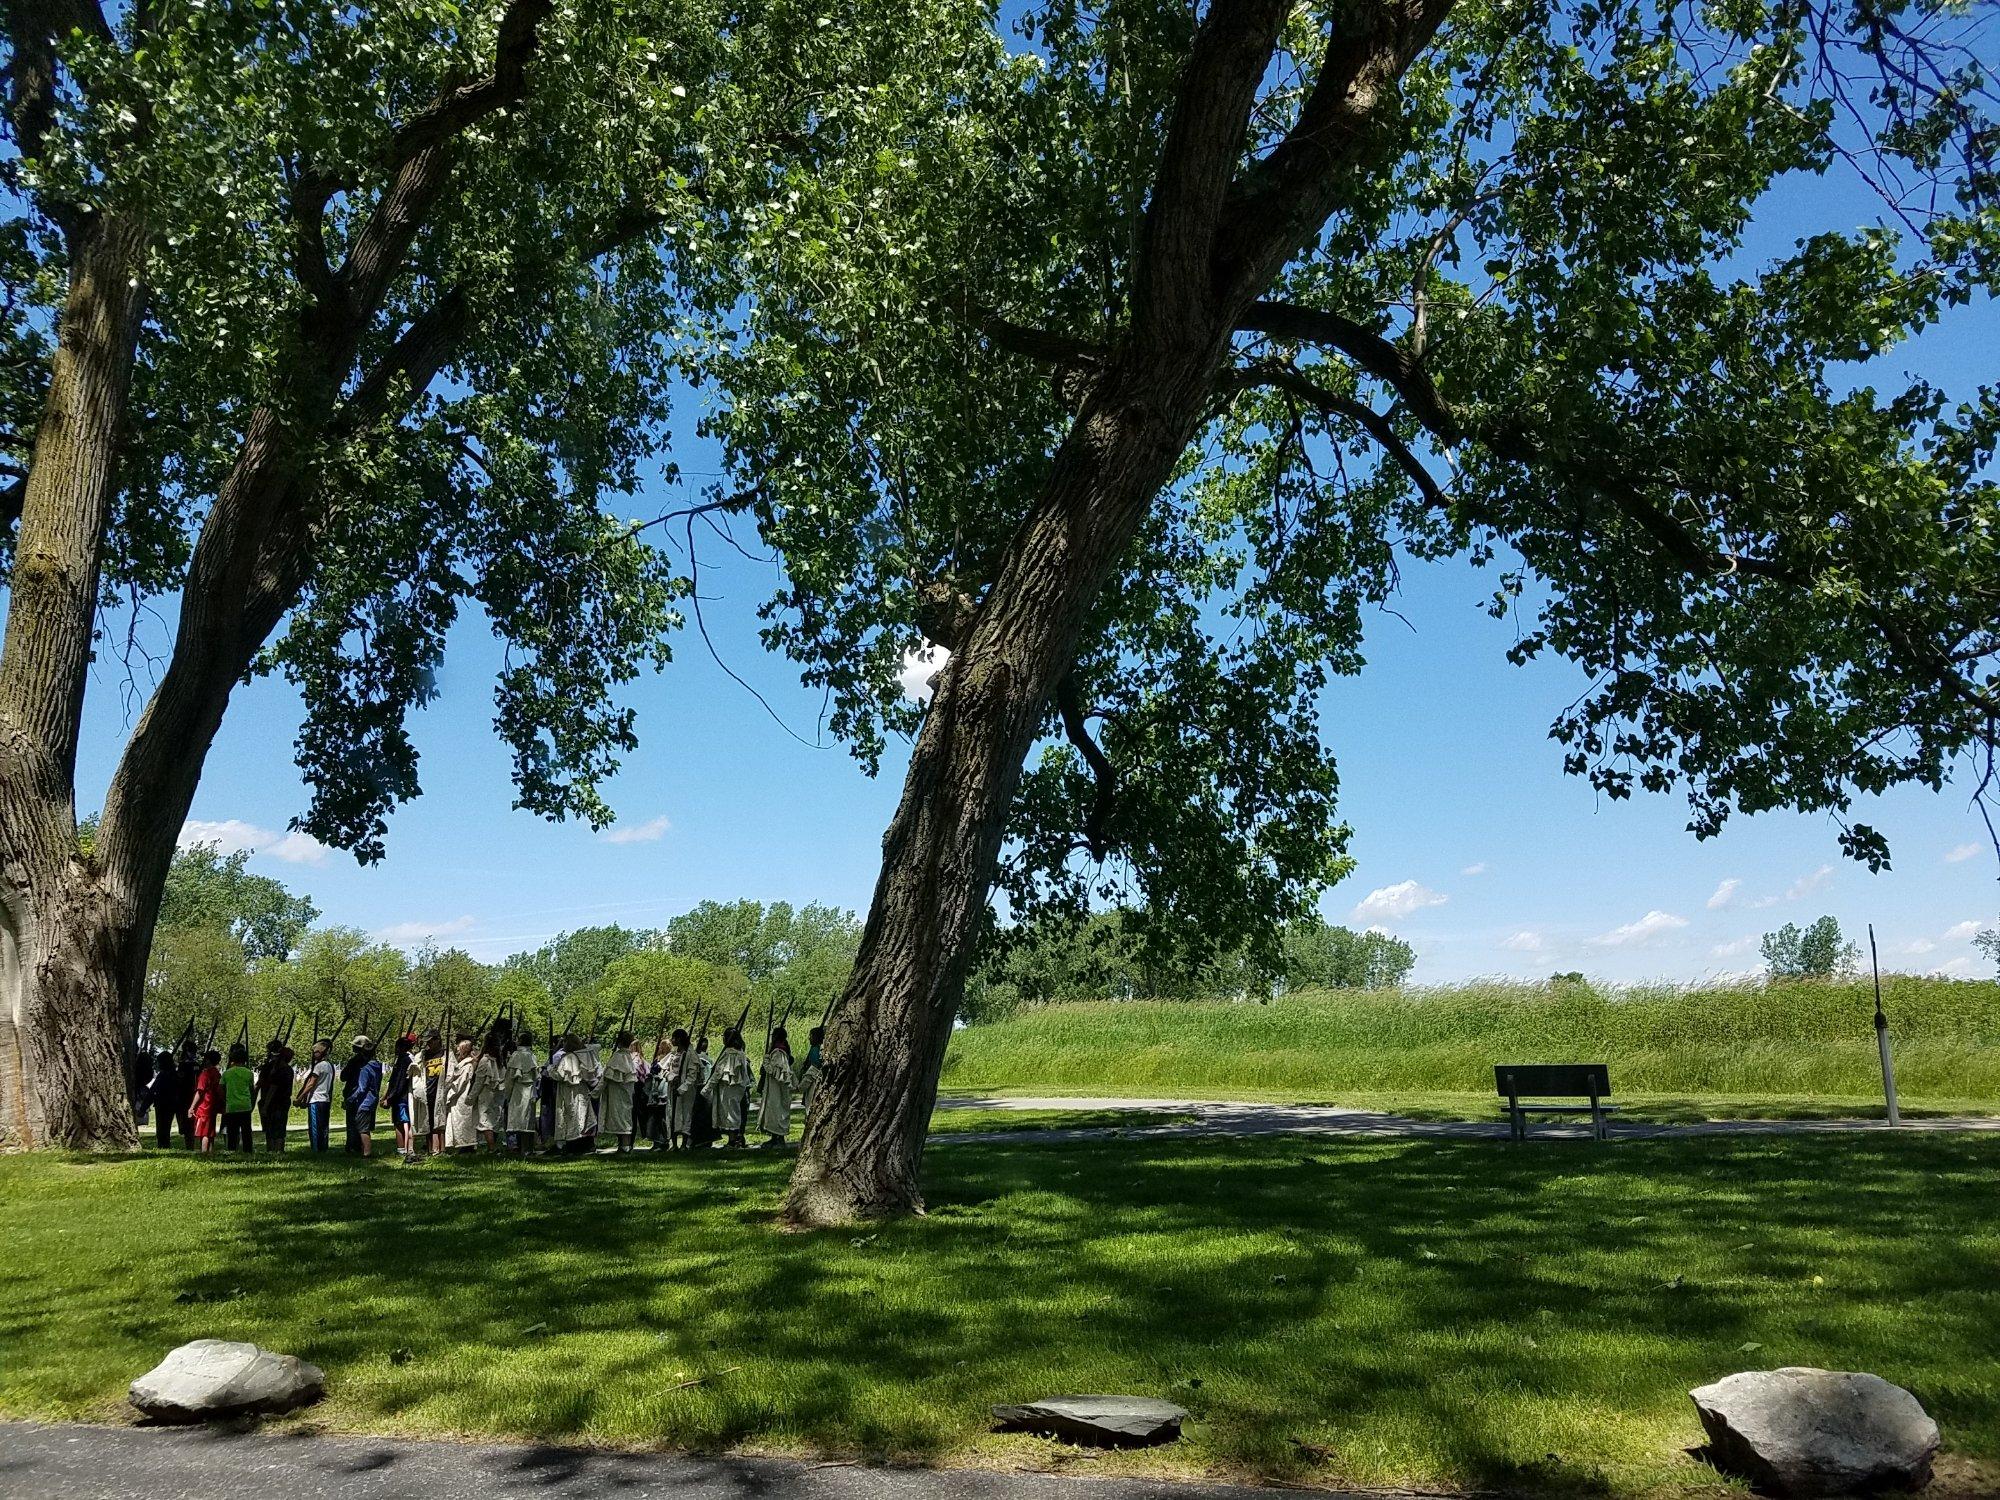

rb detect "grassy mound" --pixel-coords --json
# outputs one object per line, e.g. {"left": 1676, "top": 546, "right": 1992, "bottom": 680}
{"left": 940, "top": 976, "right": 2000, "bottom": 1103}
{"left": 2, "top": 1136, "right": 1996, "bottom": 1496}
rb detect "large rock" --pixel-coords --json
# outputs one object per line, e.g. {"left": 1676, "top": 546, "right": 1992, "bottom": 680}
{"left": 1690, "top": 1368, "right": 1939, "bottom": 1496}
{"left": 129, "top": 1340, "right": 325, "bottom": 1424}
{"left": 991, "top": 1395, "right": 1187, "bottom": 1447}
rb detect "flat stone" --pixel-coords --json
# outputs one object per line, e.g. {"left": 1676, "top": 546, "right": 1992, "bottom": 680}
{"left": 129, "top": 1339, "right": 325, "bottom": 1424}
{"left": 991, "top": 1395, "right": 1187, "bottom": 1447}
{"left": 1691, "top": 1368, "right": 1939, "bottom": 1496}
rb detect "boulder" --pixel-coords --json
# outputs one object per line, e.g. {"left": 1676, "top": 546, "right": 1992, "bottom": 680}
{"left": 1690, "top": 1368, "right": 1939, "bottom": 1496}
{"left": 992, "top": 1394, "right": 1187, "bottom": 1447}
{"left": 129, "top": 1339, "right": 325, "bottom": 1424}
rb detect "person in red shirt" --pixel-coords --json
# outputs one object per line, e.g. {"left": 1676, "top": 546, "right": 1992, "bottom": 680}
{"left": 188, "top": 1050, "right": 223, "bottom": 1155}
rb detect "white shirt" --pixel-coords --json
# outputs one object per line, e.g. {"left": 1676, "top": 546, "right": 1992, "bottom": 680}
{"left": 308, "top": 1059, "right": 334, "bottom": 1104}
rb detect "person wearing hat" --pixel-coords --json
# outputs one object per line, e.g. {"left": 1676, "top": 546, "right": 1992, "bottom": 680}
{"left": 295, "top": 1038, "right": 335, "bottom": 1152}
{"left": 342, "top": 1035, "right": 382, "bottom": 1156}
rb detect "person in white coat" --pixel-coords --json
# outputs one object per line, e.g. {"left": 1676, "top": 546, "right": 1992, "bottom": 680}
{"left": 551, "top": 1032, "right": 596, "bottom": 1151}
{"left": 408, "top": 1030, "right": 442, "bottom": 1155}
{"left": 472, "top": 1035, "right": 504, "bottom": 1150}
{"left": 599, "top": 1030, "right": 640, "bottom": 1153}
{"left": 660, "top": 1030, "right": 697, "bottom": 1148}
{"left": 755, "top": 1027, "right": 795, "bottom": 1147}
{"left": 442, "top": 1036, "right": 481, "bottom": 1152}
{"left": 798, "top": 1025, "right": 826, "bottom": 1117}
{"left": 704, "top": 1027, "right": 754, "bottom": 1148}
{"left": 504, "top": 1029, "right": 540, "bottom": 1154}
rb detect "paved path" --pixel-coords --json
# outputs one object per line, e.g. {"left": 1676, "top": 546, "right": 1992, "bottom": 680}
{"left": 928, "top": 1095, "right": 2000, "bottom": 1145}
{"left": 0, "top": 1422, "right": 1427, "bottom": 1500}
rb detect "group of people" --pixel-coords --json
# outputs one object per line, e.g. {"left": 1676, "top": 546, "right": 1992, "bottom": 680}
{"left": 136, "top": 1019, "right": 827, "bottom": 1160}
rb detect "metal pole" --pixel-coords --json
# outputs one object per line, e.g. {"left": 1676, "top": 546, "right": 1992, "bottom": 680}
{"left": 1869, "top": 924, "right": 1900, "bottom": 1126}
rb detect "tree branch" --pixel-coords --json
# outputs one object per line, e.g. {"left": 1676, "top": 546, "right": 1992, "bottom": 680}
{"left": 1237, "top": 300, "right": 1462, "bottom": 439}
{"left": 337, "top": 0, "right": 554, "bottom": 319}
{"left": 970, "top": 307, "right": 1105, "bottom": 372}
{"left": 1214, "top": 0, "right": 1459, "bottom": 301}
{"left": 1131, "top": 0, "right": 1291, "bottom": 345}
{"left": 1226, "top": 358, "right": 1451, "bottom": 512}
{"left": 1055, "top": 674, "right": 1117, "bottom": 860}
{"left": 3, "top": 0, "right": 119, "bottom": 232}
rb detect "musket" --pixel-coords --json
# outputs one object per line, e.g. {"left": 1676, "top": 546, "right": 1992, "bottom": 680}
{"left": 616, "top": 994, "right": 635, "bottom": 1041}
{"left": 819, "top": 990, "right": 838, "bottom": 1031}
{"left": 734, "top": 999, "right": 752, "bottom": 1038}
{"left": 763, "top": 996, "right": 776, "bottom": 1053}
{"left": 174, "top": 1016, "right": 197, "bottom": 1055}
{"left": 201, "top": 1013, "right": 220, "bottom": 1054}
{"left": 235, "top": 1015, "right": 250, "bottom": 1051}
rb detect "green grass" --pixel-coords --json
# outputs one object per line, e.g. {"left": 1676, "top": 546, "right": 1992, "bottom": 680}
{"left": 942, "top": 977, "right": 2000, "bottom": 1106}
{"left": 3, "top": 1136, "right": 1997, "bottom": 1497}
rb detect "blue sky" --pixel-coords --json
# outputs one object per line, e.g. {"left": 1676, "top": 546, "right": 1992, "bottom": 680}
{"left": 59, "top": 54, "right": 2000, "bottom": 989}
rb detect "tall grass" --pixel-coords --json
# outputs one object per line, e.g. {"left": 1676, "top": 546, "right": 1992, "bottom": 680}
{"left": 941, "top": 975, "right": 2000, "bottom": 1099}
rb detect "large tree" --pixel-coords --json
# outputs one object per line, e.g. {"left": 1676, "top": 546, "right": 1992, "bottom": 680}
{"left": 0, "top": 0, "right": 831, "bottom": 1146}
{"left": 156, "top": 842, "right": 319, "bottom": 962}
{"left": 681, "top": 0, "right": 2000, "bottom": 1222}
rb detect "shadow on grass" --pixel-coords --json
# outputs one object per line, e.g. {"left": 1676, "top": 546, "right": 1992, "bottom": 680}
{"left": 3, "top": 1133, "right": 1996, "bottom": 1496}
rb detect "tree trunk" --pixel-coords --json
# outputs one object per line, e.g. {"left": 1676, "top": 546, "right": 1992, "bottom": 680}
{"left": 0, "top": 869, "right": 144, "bottom": 1149}
{"left": 783, "top": 351, "right": 1226, "bottom": 1225}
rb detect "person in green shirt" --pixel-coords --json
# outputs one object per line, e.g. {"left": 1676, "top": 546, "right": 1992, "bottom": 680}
{"left": 222, "top": 1044, "right": 255, "bottom": 1154}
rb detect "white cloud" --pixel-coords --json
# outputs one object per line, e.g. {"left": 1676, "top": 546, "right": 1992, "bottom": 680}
{"left": 178, "top": 818, "right": 328, "bottom": 866}
{"left": 1901, "top": 937, "right": 1937, "bottom": 956}
{"left": 1711, "top": 934, "right": 1759, "bottom": 957}
{"left": 599, "top": 814, "right": 671, "bottom": 845}
{"left": 1785, "top": 864, "right": 1835, "bottom": 901}
{"left": 1353, "top": 880, "right": 1449, "bottom": 922}
{"left": 263, "top": 830, "right": 330, "bottom": 865}
{"left": 373, "top": 915, "right": 476, "bottom": 946}
{"left": 1461, "top": 862, "right": 1489, "bottom": 877}
{"left": 1943, "top": 920, "right": 1983, "bottom": 942}
{"left": 1944, "top": 843, "right": 1982, "bottom": 864}
{"left": 1592, "top": 910, "right": 1689, "bottom": 947}
{"left": 897, "top": 644, "right": 949, "bottom": 703}
{"left": 1931, "top": 956, "right": 1976, "bottom": 977}
{"left": 1705, "top": 878, "right": 1742, "bottom": 911}
{"left": 1501, "top": 930, "right": 1544, "bottom": 952}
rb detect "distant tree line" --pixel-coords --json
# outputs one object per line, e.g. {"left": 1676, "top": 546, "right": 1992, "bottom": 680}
{"left": 141, "top": 850, "right": 863, "bottom": 1054}
{"left": 963, "top": 911, "right": 1416, "bottom": 1021}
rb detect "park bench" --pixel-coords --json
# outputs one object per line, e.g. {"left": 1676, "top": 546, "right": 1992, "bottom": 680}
{"left": 1494, "top": 1063, "right": 1618, "bottom": 1141}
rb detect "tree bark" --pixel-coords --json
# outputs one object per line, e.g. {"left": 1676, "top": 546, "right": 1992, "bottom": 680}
{"left": 0, "top": 206, "right": 149, "bottom": 1150}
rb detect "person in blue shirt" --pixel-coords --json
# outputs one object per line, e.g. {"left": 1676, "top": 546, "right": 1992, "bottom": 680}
{"left": 342, "top": 1036, "right": 382, "bottom": 1157}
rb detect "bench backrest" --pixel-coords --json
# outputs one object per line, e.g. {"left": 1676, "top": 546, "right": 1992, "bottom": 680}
{"left": 1494, "top": 1063, "right": 1611, "bottom": 1099}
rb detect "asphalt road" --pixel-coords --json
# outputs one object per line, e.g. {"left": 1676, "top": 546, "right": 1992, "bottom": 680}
{"left": 927, "top": 1094, "right": 2000, "bottom": 1144}
{"left": 0, "top": 1422, "right": 1409, "bottom": 1500}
